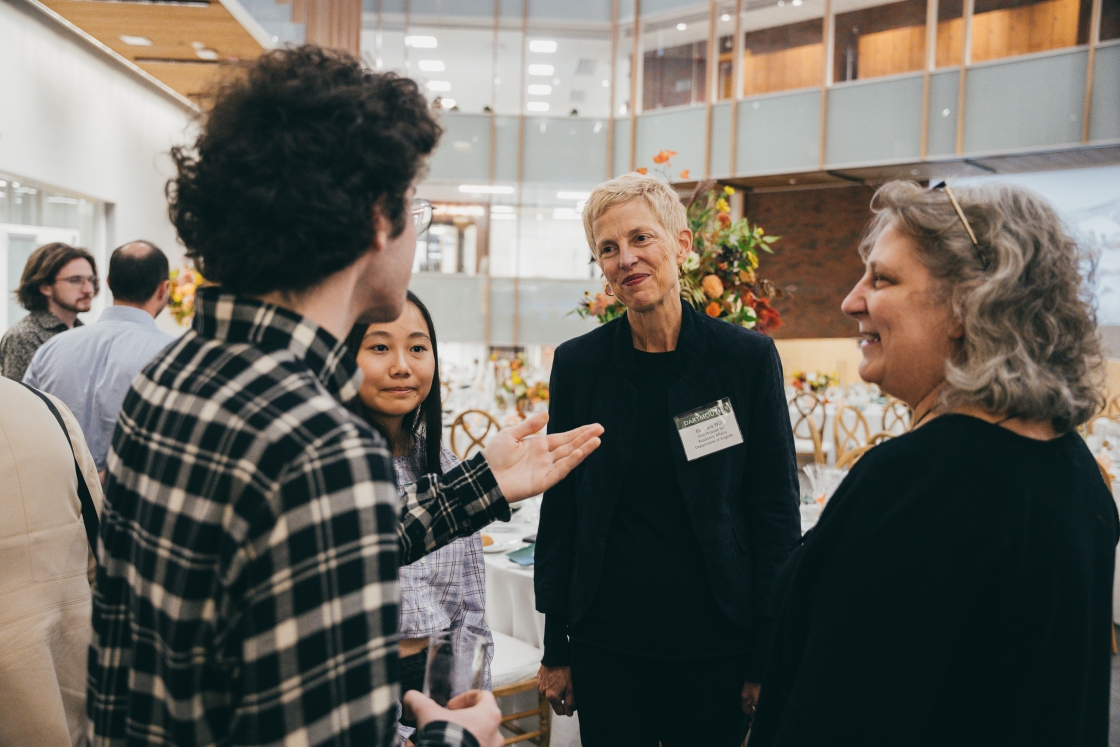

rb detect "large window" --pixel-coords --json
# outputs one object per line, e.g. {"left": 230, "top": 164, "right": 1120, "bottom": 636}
{"left": 741, "top": 0, "right": 827, "bottom": 95}
{"left": 833, "top": 0, "right": 928, "bottom": 82}
{"left": 970, "top": 0, "right": 1092, "bottom": 62}
{"left": 0, "top": 172, "right": 106, "bottom": 330}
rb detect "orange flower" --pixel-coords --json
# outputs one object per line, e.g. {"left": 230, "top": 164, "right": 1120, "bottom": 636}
{"left": 705, "top": 301, "right": 722, "bottom": 318}
{"left": 636, "top": 167, "right": 648, "bottom": 175}
{"left": 717, "top": 212, "right": 731, "bottom": 228}
{"left": 701, "top": 274, "right": 724, "bottom": 299}
{"left": 738, "top": 268, "right": 756, "bottom": 284}
{"left": 679, "top": 169, "right": 690, "bottom": 179}
{"left": 589, "top": 293, "right": 610, "bottom": 316}
{"left": 652, "top": 150, "right": 677, "bottom": 164}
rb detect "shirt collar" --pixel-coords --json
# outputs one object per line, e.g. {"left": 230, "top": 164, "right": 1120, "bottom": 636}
{"left": 99, "top": 305, "right": 158, "bottom": 326}
{"left": 29, "top": 310, "right": 79, "bottom": 330}
{"left": 192, "top": 286, "right": 362, "bottom": 403}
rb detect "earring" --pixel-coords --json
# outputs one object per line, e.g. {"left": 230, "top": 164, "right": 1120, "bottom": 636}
{"left": 605, "top": 284, "right": 615, "bottom": 297}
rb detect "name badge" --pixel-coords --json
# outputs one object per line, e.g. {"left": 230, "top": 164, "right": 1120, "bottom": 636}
{"left": 673, "top": 398, "right": 744, "bottom": 461}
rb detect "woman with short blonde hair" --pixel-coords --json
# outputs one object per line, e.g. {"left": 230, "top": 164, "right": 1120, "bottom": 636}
{"left": 751, "top": 180, "right": 1119, "bottom": 747}
{"left": 536, "top": 172, "right": 801, "bottom": 746}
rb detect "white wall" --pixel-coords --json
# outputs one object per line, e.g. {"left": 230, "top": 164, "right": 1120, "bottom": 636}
{"left": 0, "top": 0, "right": 195, "bottom": 265}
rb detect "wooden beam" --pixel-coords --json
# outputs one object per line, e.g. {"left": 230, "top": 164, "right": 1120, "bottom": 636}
{"left": 304, "top": 0, "right": 361, "bottom": 56}
{"left": 920, "top": 0, "right": 938, "bottom": 159}
{"left": 729, "top": 0, "right": 742, "bottom": 175}
{"left": 1082, "top": 0, "right": 1103, "bottom": 142}
{"left": 955, "top": 0, "right": 974, "bottom": 155}
{"left": 629, "top": 0, "right": 641, "bottom": 172}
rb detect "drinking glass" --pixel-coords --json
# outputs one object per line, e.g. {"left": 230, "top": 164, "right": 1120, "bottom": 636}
{"left": 423, "top": 630, "right": 487, "bottom": 707}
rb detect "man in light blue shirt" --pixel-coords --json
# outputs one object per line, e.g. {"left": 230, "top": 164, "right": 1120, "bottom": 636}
{"left": 24, "top": 241, "right": 176, "bottom": 478}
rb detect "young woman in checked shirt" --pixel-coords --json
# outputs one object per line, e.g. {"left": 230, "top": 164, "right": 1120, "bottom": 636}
{"left": 346, "top": 292, "right": 494, "bottom": 746}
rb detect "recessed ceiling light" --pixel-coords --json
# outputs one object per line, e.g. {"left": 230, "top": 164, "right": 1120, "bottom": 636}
{"left": 720, "top": 13, "right": 731, "bottom": 21}
{"left": 491, "top": 205, "right": 515, "bottom": 213}
{"left": 528, "top": 84, "right": 552, "bottom": 95}
{"left": 529, "top": 40, "right": 557, "bottom": 53}
{"left": 418, "top": 59, "right": 445, "bottom": 72}
{"left": 527, "top": 101, "right": 550, "bottom": 112}
{"left": 601, "top": 79, "right": 610, "bottom": 87}
{"left": 427, "top": 80, "right": 451, "bottom": 91}
{"left": 405, "top": 35, "right": 438, "bottom": 48}
{"left": 440, "top": 98, "right": 457, "bottom": 108}
{"left": 459, "top": 185, "right": 515, "bottom": 194}
{"left": 557, "top": 191, "right": 591, "bottom": 200}
{"left": 195, "top": 48, "right": 219, "bottom": 60}
{"left": 528, "top": 64, "right": 554, "bottom": 76}
{"left": 792, "top": 0, "right": 802, "bottom": 5}
{"left": 677, "top": 22, "right": 687, "bottom": 30}
{"left": 553, "top": 208, "right": 581, "bottom": 220}
{"left": 119, "top": 35, "right": 152, "bottom": 46}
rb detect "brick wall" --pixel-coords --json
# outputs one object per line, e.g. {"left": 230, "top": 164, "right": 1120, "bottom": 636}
{"left": 745, "top": 184, "right": 874, "bottom": 339}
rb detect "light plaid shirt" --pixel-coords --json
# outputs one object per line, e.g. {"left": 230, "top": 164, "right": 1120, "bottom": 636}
{"left": 87, "top": 288, "right": 510, "bottom": 747}
{"left": 394, "top": 447, "right": 494, "bottom": 745}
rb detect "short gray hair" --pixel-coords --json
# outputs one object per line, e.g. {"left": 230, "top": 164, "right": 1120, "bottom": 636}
{"left": 582, "top": 173, "right": 689, "bottom": 257}
{"left": 860, "top": 180, "right": 1104, "bottom": 433}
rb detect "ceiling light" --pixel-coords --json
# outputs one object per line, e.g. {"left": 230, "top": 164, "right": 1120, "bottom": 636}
{"left": 427, "top": 80, "right": 451, "bottom": 91}
{"left": 491, "top": 205, "right": 515, "bottom": 213}
{"left": 440, "top": 98, "right": 457, "bottom": 108}
{"left": 557, "top": 191, "right": 591, "bottom": 200}
{"left": 527, "top": 101, "right": 550, "bottom": 112}
{"left": 553, "top": 208, "right": 582, "bottom": 220}
{"left": 528, "top": 84, "right": 552, "bottom": 95}
{"left": 529, "top": 64, "right": 554, "bottom": 75}
{"left": 191, "top": 41, "right": 206, "bottom": 49}
{"left": 529, "top": 40, "right": 557, "bottom": 53}
{"left": 195, "top": 48, "right": 219, "bottom": 60}
{"left": 418, "top": 59, "right": 445, "bottom": 72}
{"left": 792, "top": 0, "right": 802, "bottom": 4}
{"left": 119, "top": 35, "right": 152, "bottom": 46}
{"left": 405, "top": 35, "right": 438, "bottom": 48}
{"left": 601, "top": 79, "right": 610, "bottom": 87}
{"left": 491, "top": 213, "right": 516, "bottom": 220}
{"left": 459, "top": 185, "right": 515, "bottom": 194}
{"left": 721, "top": 13, "right": 731, "bottom": 21}
{"left": 677, "top": 22, "right": 687, "bottom": 30}
{"left": 0, "top": 181, "right": 6, "bottom": 187}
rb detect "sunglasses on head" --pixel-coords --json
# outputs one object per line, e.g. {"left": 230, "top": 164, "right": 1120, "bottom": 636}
{"left": 930, "top": 181, "right": 987, "bottom": 269}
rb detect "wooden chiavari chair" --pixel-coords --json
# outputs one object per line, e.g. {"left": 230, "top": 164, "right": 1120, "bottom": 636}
{"left": 833, "top": 405, "right": 870, "bottom": 464}
{"left": 835, "top": 444, "right": 873, "bottom": 471}
{"left": 493, "top": 679, "right": 551, "bottom": 746}
{"left": 1107, "top": 395, "right": 1120, "bottom": 418}
{"left": 790, "top": 391, "right": 828, "bottom": 465}
{"left": 881, "top": 397, "right": 911, "bottom": 435}
{"left": 868, "top": 431, "right": 895, "bottom": 445}
{"left": 449, "top": 409, "right": 501, "bottom": 460}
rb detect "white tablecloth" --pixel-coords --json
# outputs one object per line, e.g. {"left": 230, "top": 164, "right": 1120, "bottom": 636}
{"left": 482, "top": 504, "right": 584, "bottom": 747}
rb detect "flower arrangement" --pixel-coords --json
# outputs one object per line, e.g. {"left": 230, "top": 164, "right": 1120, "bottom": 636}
{"left": 168, "top": 264, "right": 206, "bottom": 326}
{"left": 791, "top": 371, "right": 838, "bottom": 393}
{"left": 575, "top": 150, "right": 785, "bottom": 335}
{"left": 495, "top": 353, "right": 549, "bottom": 418}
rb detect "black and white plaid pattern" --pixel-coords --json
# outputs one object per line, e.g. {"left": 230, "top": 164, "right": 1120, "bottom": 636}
{"left": 88, "top": 288, "right": 509, "bottom": 747}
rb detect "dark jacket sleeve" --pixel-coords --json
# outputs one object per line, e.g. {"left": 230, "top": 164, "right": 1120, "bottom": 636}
{"left": 534, "top": 348, "right": 578, "bottom": 666}
{"left": 741, "top": 338, "right": 801, "bottom": 681}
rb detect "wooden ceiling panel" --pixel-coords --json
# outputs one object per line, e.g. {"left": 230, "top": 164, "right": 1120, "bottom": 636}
{"left": 38, "top": 0, "right": 265, "bottom": 98}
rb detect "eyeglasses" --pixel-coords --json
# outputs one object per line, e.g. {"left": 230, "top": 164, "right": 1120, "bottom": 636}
{"left": 411, "top": 198, "right": 433, "bottom": 234}
{"left": 931, "top": 181, "right": 987, "bottom": 269}
{"left": 55, "top": 274, "right": 99, "bottom": 292}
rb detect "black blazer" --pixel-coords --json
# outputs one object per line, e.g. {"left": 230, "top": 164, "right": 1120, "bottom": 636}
{"left": 535, "top": 302, "right": 801, "bottom": 669}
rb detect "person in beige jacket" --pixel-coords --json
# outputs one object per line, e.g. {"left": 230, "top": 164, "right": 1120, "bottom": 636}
{"left": 0, "top": 376, "right": 103, "bottom": 746}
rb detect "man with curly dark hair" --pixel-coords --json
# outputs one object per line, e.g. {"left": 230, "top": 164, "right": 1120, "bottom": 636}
{"left": 87, "top": 45, "right": 602, "bottom": 747}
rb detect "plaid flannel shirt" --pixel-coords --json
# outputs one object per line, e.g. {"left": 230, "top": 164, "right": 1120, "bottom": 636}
{"left": 87, "top": 288, "right": 510, "bottom": 747}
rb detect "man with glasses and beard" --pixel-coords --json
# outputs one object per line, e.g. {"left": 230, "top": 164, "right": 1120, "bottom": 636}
{"left": 1, "top": 242, "right": 99, "bottom": 381}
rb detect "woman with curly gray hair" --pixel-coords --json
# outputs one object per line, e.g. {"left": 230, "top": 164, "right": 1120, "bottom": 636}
{"left": 751, "top": 180, "right": 1120, "bottom": 747}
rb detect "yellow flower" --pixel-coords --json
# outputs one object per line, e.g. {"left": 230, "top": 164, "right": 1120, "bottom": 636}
{"left": 716, "top": 198, "right": 730, "bottom": 213}
{"left": 723, "top": 185, "right": 735, "bottom": 196}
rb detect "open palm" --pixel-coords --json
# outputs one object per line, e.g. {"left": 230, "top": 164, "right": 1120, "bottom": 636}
{"left": 482, "top": 412, "right": 603, "bottom": 502}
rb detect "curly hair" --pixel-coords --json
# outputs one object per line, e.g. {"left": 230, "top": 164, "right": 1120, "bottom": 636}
{"left": 16, "top": 242, "right": 98, "bottom": 312}
{"left": 860, "top": 180, "right": 1104, "bottom": 433}
{"left": 167, "top": 45, "right": 441, "bottom": 295}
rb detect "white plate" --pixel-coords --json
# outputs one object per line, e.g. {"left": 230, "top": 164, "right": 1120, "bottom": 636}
{"left": 482, "top": 540, "right": 517, "bottom": 554}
